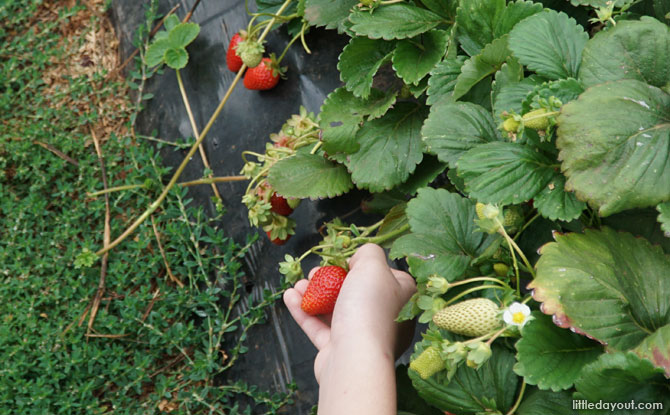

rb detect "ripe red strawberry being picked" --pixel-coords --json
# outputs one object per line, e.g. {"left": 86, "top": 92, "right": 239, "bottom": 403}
{"left": 270, "top": 192, "right": 293, "bottom": 216}
{"left": 301, "top": 266, "right": 348, "bottom": 316}
{"left": 226, "top": 33, "right": 244, "bottom": 72}
{"left": 244, "top": 57, "right": 281, "bottom": 90}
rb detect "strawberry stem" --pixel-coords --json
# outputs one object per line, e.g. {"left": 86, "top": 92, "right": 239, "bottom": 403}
{"left": 87, "top": 176, "right": 247, "bottom": 198}
{"left": 95, "top": 0, "right": 295, "bottom": 257}
{"left": 361, "top": 223, "right": 410, "bottom": 245}
{"left": 309, "top": 141, "right": 322, "bottom": 154}
{"left": 506, "top": 381, "right": 527, "bottom": 415}
{"left": 176, "top": 69, "right": 222, "bottom": 202}
{"left": 442, "top": 285, "right": 505, "bottom": 308}
{"left": 277, "top": 21, "right": 311, "bottom": 64}
{"left": 449, "top": 276, "right": 511, "bottom": 291}
{"left": 485, "top": 326, "right": 509, "bottom": 346}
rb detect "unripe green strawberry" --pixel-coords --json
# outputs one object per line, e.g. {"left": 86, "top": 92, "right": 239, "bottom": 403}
{"left": 475, "top": 202, "right": 486, "bottom": 220}
{"left": 493, "top": 263, "right": 509, "bottom": 277}
{"left": 503, "top": 206, "right": 524, "bottom": 234}
{"left": 409, "top": 346, "right": 443, "bottom": 379}
{"left": 236, "top": 39, "right": 264, "bottom": 68}
{"left": 503, "top": 117, "right": 520, "bottom": 133}
{"left": 475, "top": 202, "right": 499, "bottom": 220}
{"left": 433, "top": 298, "right": 500, "bottom": 337}
{"left": 522, "top": 108, "right": 550, "bottom": 130}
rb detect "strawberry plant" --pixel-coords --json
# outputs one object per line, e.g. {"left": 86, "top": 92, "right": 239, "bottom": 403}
{"left": 58, "top": 0, "right": 670, "bottom": 411}
{"left": 235, "top": 0, "right": 670, "bottom": 412}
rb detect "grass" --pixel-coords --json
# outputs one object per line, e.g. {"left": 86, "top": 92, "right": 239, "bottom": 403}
{"left": 0, "top": 1, "right": 291, "bottom": 413}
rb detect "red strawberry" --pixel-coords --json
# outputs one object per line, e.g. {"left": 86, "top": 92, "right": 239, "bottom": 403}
{"left": 300, "top": 266, "right": 348, "bottom": 316}
{"left": 270, "top": 192, "right": 293, "bottom": 216}
{"left": 243, "top": 57, "right": 280, "bottom": 90}
{"left": 226, "top": 33, "right": 244, "bottom": 72}
{"left": 266, "top": 231, "right": 290, "bottom": 245}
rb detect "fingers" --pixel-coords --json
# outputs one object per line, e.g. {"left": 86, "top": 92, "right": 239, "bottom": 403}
{"left": 283, "top": 285, "right": 331, "bottom": 350}
{"left": 348, "top": 243, "right": 387, "bottom": 270}
{"left": 307, "top": 267, "right": 318, "bottom": 280}
{"left": 390, "top": 268, "right": 417, "bottom": 303}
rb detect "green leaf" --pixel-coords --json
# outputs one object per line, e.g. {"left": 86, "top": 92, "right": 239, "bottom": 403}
{"left": 168, "top": 22, "right": 200, "bottom": 48}
{"left": 408, "top": 343, "right": 518, "bottom": 414}
{"left": 574, "top": 352, "right": 670, "bottom": 411}
{"left": 348, "top": 4, "right": 444, "bottom": 40}
{"left": 338, "top": 37, "right": 395, "bottom": 99}
{"left": 393, "top": 30, "right": 449, "bottom": 85}
{"left": 304, "top": 0, "right": 358, "bottom": 33}
{"left": 567, "top": 0, "right": 637, "bottom": 8}
{"left": 421, "top": 0, "right": 458, "bottom": 19}
{"left": 516, "top": 388, "right": 574, "bottom": 415}
{"left": 655, "top": 0, "right": 670, "bottom": 23}
{"left": 422, "top": 102, "right": 502, "bottom": 168}
{"left": 508, "top": 10, "right": 588, "bottom": 80}
{"left": 658, "top": 202, "right": 670, "bottom": 236}
{"left": 390, "top": 188, "right": 497, "bottom": 281}
{"left": 514, "top": 312, "right": 602, "bottom": 391}
{"left": 319, "top": 87, "right": 397, "bottom": 155}
{"left": 602, "top": 208, "right": 670, "bottom": 255}
{"left": 396, "top": 365, "right": 444, "bottom": 415}
{"left": 145, "top": 38, "right": 171, "bottom": 67}
{"left": 457, "top": 142, "right": 556, "bottom": 205}
{"left": 633, "top": 324, "right": 670, "bottom": 377}
{"left": 533, "top": 173, "right": 586, "bottom": 221}
{"left": 556, "top": 79, "right": 670, "bottom": 216}
{"left": 267, "top": 153, "right": 353, "bottom": 199}
{"left": 395, "top": 155, "right": 447, "bottom": 195}
{"left": 452, "top": 35, "right": 511, "bottom": 100}
{"left": 579, "top": 17, "right": 670, "bottom": 89}
{"left": 531, "top": 228, "right": 670, "bottom": 351}
{"left": 347, "top": 103, "right": 427, "bottom": 192}
{"left": 491, "top": 57, "right": 524, "bottom": 105}
{"left": 164, "top": 47, "right": 188, "bottom": 70}
{"left": 426, "top": 56, "right": 467, "bottom": 106}
{"left": 164, "top": 15, "right": 180, "bottom": 31}
{"left": 456, "top": 0, "right": 543, "bottom": 56}
{"left": 377, "top": 204, "right": 409, "bottom": 249}
{"left": 493, "top": 75, "right": 544, "bottom": 120}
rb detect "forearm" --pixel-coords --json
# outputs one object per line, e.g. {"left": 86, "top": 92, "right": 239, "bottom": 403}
{"left": 317, "top": 339, "right": 396, "bottom": 415}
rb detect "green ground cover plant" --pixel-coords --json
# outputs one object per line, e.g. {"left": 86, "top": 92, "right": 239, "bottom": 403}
{"left": 0, "top": 1, "right": 291, "bottom": 413}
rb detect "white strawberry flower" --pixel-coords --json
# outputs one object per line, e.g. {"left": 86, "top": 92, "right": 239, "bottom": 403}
{"left": 503, "top": 302, "right": 531, "bottom": 328}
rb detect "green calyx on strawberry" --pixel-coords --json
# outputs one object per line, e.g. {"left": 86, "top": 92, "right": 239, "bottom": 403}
{"left": 465, "top": 341, "right": 492, "bottom": 369}
{"left": 433, "top": 298, "right": 501, "bottom": 337}
{"left": 226, "top": 31, "right": 246, "bottom": 72}
{"left": 243, "top": 54, "right": 285, "bottom": 91}
{"left": 300, "top": 265, "right": 348, "bottom": 316}
{"left": 242, "top": 193, "right": 271, "bottom": 227}
{"left": 474, "top": 202, "right": 504, "bottom": 235}
{"left": 263, "top": 212, "right": 295, "bottom": 243}
{"left": 236, "top": 38, "right": 265, "bottom": 68}
{"left": 266, "top": 231, "right": 291, "bottom": 245}
{"left": 410, "top": 346, "right": 444, "bottom": 380}
{"left": 279, "top": 254, "right": 303, "bottom": 284}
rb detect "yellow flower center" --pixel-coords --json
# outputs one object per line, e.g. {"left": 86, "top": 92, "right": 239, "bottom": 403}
{"left": 512, "top": 312, "right": 526, "bottom": 324}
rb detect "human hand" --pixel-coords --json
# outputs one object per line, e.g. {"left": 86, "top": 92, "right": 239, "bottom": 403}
{"left": 283, "top": 243, "right": 416, "bottom": 383}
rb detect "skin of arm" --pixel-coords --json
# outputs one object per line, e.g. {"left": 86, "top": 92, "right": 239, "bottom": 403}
{"left": 283, "top": 243, "right": 417, "bottom": 415}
